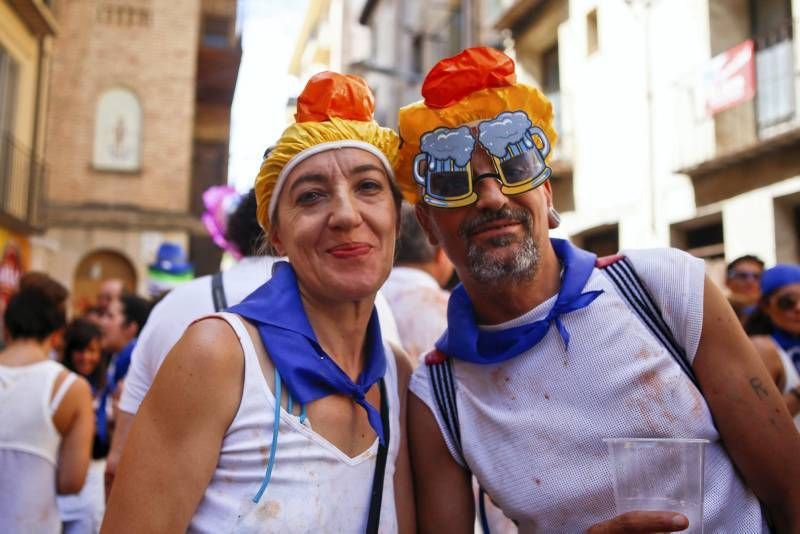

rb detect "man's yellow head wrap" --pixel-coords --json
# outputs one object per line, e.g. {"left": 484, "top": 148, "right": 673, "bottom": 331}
{"left": 255, "top": 71, "right": 399, "bottom": 231}
{"left": 396, "top": 47, "right": 557, "bottom": 203}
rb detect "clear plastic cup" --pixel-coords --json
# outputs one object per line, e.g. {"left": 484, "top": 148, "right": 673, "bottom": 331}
{"left": 604, "top": 438, "right": 709, "bottom": 534}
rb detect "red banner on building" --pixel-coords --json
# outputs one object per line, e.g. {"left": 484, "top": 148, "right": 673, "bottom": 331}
{"left": 703, "top": 39, "right": 755, "bottom": 116}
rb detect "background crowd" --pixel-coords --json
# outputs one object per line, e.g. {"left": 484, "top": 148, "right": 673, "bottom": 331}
{"left": 2, "top": 176, "right": 799, "bottom": 532}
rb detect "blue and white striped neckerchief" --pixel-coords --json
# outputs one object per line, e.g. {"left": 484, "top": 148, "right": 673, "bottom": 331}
{"left": 436, "top": 238, "right": 603, "bottom": 365}
{"left": 228, "top": 261, "right": 388, "bottom": 444}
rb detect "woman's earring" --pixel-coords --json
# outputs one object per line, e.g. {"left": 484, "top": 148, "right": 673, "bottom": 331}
{"left": 548, "top": 207, "right": 561, "bottom": 229}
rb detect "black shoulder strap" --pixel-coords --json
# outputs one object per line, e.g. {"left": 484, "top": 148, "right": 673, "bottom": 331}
{"left": 366, "top": 377, "right": 389, "bottom": 534}
{"left": 427, "top": 353, "right": 466, "bottom": 465}
{"left": 426, "top": 353, "right": 492, "bottom": 533}
{"left": 600, "top": 256, "right": 701, "bottom": 391}
{"left": 211, "top": 272, "right": 227, "bottom": 312}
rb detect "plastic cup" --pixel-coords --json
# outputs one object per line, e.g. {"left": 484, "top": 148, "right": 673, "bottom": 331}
{"left": 604, "top": 438, "right": 709, "bottom": 534}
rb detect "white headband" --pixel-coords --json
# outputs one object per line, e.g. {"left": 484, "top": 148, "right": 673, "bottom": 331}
{"left": 267, "top": 140, "right": 396, "bottom": 223}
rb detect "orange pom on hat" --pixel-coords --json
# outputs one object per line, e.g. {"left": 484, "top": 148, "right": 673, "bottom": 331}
{"left": 422, "top": 47, "right": 516, "bottom": 109}
{"left": 295, "top": 72, "right": 375, "bottom": 122}
{"left": 254, "top": 72, "right": 399, "bottom": 231}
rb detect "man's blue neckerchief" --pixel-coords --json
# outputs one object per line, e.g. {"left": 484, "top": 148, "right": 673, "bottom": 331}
{"left": 96, "top": 339, "right": 136, "bottom": 445}
{"left": 436, "top": 238, "right": 603, "bottom": 365}
{"left": 771, "top": 328, "right": 800, "bottom": 375}
{"left": 228, "top": 262, "right": 388, "bottom": 444}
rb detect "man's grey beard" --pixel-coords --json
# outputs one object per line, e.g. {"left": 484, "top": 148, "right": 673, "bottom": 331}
{"left": 459, "top": 206, "right": 541, "bottom": 285}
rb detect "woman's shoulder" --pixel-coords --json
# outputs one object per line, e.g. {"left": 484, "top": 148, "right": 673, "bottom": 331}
{"left": 170, "top": 315, "right": 246, "bottom": 376}
{"left": 386, "top": 340, "right": 413, "bottom": 390}
{"left": 142, "top": 316, "right": 247, "bottom": 428}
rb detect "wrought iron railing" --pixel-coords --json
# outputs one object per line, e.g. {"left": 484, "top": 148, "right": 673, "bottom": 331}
{"left": 0, "top": 132, "right": 46, "bottom": 229}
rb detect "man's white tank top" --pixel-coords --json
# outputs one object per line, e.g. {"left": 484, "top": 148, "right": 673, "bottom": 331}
{"left": 0, "top": 360, "right": 76, "bottom": 533}
{"left": 410, "top": 248, "right": 766, "bottom": 533}
{"left": 188, "top": 312, "right": 400, "bottom": 533}
{"left": 774, "top": 343, "right": 800, "bottom": 429}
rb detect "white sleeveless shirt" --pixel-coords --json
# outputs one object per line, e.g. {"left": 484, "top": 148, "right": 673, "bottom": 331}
{"left": 410, "top": 248, "right": 766, "bottom": 533}
{"left": 0, "top": 360, "right": 76, "bottom": 534}
{"left": 188, "top": 313, "right": 400, "bottom": 533}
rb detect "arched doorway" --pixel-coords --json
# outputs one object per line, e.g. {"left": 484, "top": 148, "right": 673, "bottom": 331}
{"left": 73, "top": 249, "right": 137, "bottom": 312}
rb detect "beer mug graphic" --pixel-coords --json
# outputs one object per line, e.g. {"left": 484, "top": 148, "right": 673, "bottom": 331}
{"left": 413, "top": 125, "right": 478, "bottom": 208}
{"left": 477, "top": 112, "right": 552, "bottom": 196}
{"left": 413, "top": 112, "right": 553, "bottom": 208}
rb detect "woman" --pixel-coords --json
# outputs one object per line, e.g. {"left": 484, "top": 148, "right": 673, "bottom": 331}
{"left": 103, "top": 72, "right": 414, "bottom": 533}
{"left": 0, "top": 282, "right": 95, "bottom": 533}
{"left": 745, "top": 264, "right": 800, "bottom": 428}
{"left": 58, "top": 318, "right": 108, "bottom": 533}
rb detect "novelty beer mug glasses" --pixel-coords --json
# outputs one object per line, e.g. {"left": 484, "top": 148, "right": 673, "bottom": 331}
{"left": 412, "top": 111, "right": 552, "bottom": 208}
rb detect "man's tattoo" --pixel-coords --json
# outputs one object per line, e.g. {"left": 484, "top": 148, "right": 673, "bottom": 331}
{"left": 749, "top": 377, "right": 769, "bottom": 399}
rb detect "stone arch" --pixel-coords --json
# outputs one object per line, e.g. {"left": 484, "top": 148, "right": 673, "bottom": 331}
{"left": 73, "top": 249, "right": 137, "bottom": 311}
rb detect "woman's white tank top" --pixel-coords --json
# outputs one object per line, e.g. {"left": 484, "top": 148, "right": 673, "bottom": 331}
{"left": 0, "top": 360, "right": 76, "bottom": 533}
{"left": 188, "top": 312, "right": 400, "bottom": 533}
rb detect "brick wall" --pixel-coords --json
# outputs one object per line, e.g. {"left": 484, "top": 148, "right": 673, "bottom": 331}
{"left": 45, "top": 0, "right": 201, "bottom": 213}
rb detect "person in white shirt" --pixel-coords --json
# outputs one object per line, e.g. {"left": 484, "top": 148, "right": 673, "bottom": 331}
{"left": 103, "top": 72, "right": 413, "bottom": 532}
{"left": 397, "top": 47, "right": 800, "bottom": 533}
{"left": 382, "top": 203, "right": 452, "bottom": 361}
{"left": 1, "top": 282, "right": 94, "bottom": 534}
{"left": 105, "top": 188, "right": 402, "bottom": 496}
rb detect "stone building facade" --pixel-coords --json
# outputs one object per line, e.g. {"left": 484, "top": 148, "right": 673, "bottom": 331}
{"left": 35, "top": 0, "right": 240, "bottom": 306}
{"left": 0, "top": 0, "right": 57, "bottom": 342}
{"left": 494, "top": 0, "right": 800, "bottom": 283}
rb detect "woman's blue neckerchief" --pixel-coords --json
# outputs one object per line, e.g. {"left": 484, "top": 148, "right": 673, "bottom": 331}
{"left": 228, "top": 261, "right": 388, "bottom": 444}
{"left": 435, "top": 238, "right": 603, "bottom": 365}
{"left": 771, "top": 327, "right": 800, "bottom": 375}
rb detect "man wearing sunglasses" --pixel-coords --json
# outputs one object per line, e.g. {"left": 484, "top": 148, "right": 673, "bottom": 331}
{"left": 399, "top": 47, "right": 800, "bottom": 533}
{"left": 726, "top": 255, "right": 765, "bottom": 322}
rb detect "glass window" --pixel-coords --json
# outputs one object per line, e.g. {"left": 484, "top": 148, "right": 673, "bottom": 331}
{"left": 202, "top": 15, "right": 231, "bottom": 48}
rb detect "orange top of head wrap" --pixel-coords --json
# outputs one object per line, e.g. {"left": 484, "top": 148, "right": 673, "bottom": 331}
{"left": 422, "top": 47, "right": 516, "bottom": 108}
{"left": 295, "top": 72, "right": 375, "bottom": 122}
{"left": 396, "top": 47, "right": 556, "bottom": 203}
{"left": 254, "top": 72, "right": 399, "bottom": 231}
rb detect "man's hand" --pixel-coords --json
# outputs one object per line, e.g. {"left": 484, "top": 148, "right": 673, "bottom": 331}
{"left": 587, "top": 511, "right": 688, "bottom": 533}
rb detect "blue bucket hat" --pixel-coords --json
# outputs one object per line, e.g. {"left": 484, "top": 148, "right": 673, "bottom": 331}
{"left": 760, "top": 264, "right": 800, "bottom": 297}
{"left": 149, "top": 242, "right": 194, "bottom": 276}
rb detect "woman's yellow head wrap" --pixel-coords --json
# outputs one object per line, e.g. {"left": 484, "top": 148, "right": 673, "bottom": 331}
{"left": 396, "top": 47, "right": 557, "bottom": 204}
{"left": 255, "top": 72, "right": 399, "bottom": 231}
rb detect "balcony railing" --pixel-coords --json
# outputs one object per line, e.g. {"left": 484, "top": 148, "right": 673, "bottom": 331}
{"left": 0, "top": 132, "right": 46, "bottom": 231}
{"left": 672, "top": 19, "right": 799, "bottom": 173}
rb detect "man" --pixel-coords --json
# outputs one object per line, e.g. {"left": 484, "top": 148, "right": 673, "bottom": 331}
{"left": 100, "top": 294, "right": 150, "bottom": 359}
{"left": 382, "top": 203, "right": 453, "bottom": 360}
{"left": 96, "top": 278, "right": 124, "bottom": 313}
{"left": 98, "top": 293, "right": 151, "bottom": 443}
{"left": 104, "top": 188, "right": 402, "bottom": 494}
{"left": 725, "top": 254, "right": 765, "bottom": 322}
{"left": 398, "top": 48, "right": 800, "bottom": 533}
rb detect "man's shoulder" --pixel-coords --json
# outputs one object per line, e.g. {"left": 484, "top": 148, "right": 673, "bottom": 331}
{"left": 221, "top": 256, "right": 277, "bottom": 299}
{"left": 158, "top": 273, "right": 216, "bottom": 309}
{"left": 616, "top": 246, "right": 696, "bottom": 264}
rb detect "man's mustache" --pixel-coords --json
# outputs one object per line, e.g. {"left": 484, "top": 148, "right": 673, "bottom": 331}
{"left": 458, "top": 207, "right": 532, "bottom": 240}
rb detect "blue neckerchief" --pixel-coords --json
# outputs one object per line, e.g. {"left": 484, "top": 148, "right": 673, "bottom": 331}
{"left": 771, "top": 328, "right": 800, "bottom": 375}
{"left": 228, "top": 262, "right": 388, "bottom": 444}
{"left": 96, "top": 339, "right": 137, "bottom": 444}
{"left": 435, "top": 238, "right": 603, "bottom": 365}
